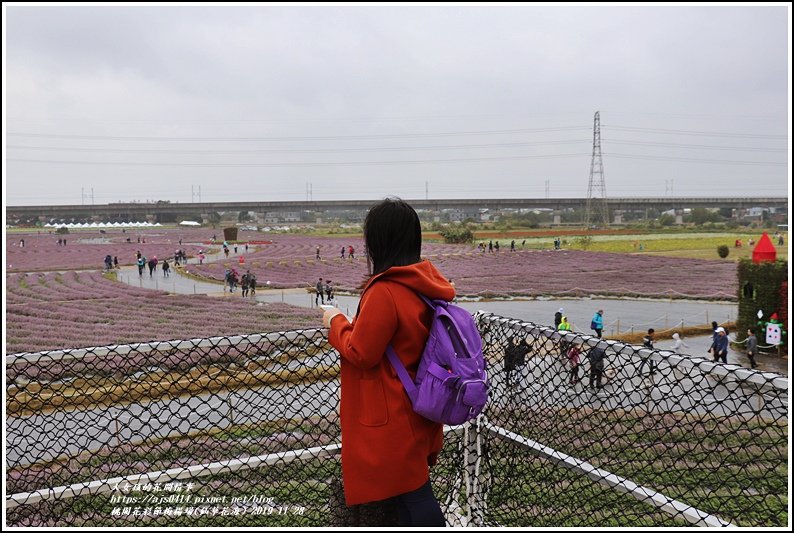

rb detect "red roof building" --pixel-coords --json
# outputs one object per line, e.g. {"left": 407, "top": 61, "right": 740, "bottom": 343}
{"left": 752, "top": 232, "right": 777, "bottom": 264}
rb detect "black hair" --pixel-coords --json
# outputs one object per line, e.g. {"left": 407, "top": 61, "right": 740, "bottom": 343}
{"left": 364, "top": 197, "right": 422, "bottom": 276}
{"left": 648, "top": 328, "right": 655, "bottom": 334}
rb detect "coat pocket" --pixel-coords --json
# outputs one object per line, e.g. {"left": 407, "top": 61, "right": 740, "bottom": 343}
{"left": 358, "top": 378, "right": 389, "bottom": 426}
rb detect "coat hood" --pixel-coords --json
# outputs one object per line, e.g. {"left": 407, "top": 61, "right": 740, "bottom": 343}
{"left": 364, "top": 259, "right": 455, "bottom": 301}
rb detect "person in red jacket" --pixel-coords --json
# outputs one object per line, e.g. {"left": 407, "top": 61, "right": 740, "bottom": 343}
{"left": 323, "top": 198, "right": 451, "bottom": 526}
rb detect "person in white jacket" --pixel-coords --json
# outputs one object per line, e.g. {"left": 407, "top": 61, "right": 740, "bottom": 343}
{"left": 671, "top": 332, "right": 690, "bottom": 353}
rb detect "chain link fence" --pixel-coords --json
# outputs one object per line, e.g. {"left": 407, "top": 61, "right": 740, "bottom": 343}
{"left": 6, "top": 314, "right": 788, "bottom": 526}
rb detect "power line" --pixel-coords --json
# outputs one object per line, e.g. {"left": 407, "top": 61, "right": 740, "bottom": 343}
{"left": 5, "top": 153, "right": 593, "bottom": 168}
{"left": 5, "top": 140, "right": 592, "bottom": 155}
{"left": 6, "top": 125, "right": 591, "bottom": 142}
{"left": 7, "top": 151, "right": 784, "bottom": 168}
{"left": 603, "top": 125, "right": 786, "bottom": 139}
{"left": 603, "top": 140, "right": 786, "bottom": 152}
{"left": 605, "top": 153, "right": 786, "bottom": 166}
{"left": 8, "top": 138, "right": 786, "bottom": 155}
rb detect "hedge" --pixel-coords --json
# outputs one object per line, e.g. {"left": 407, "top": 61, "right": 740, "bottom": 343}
{"left": 736, "top": 259, "right": 788, "bottom": 352}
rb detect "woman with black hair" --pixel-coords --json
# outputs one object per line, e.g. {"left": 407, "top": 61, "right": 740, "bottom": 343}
{"left": 322, "top": 198, "right": 451, "bottom": 527}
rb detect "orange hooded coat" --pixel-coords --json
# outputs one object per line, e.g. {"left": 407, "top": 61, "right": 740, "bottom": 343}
{"left": 328, "top": 260, "right": 455, "bottom": 506}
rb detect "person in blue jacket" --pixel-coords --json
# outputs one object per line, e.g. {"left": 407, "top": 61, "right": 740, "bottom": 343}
{"left": 591, "top": 309, "right": 604, "bottom": 338}
{"left": 712, "top": 327, "right": 729, "bottom": 364}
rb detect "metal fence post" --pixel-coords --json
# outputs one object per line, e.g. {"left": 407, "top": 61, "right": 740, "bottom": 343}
{"left": 465, "top": 416, "right": 488, "bottom": 526}
{"left": 228, "top": 396, "right": 235, "bottom": 428}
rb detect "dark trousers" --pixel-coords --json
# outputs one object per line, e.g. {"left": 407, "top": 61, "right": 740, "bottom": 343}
{"left": 569, "top": 364, "right": 580, "bottom": 384}
{"left": 391, "top": 480, "right": 445, "bottom": 527}
{"left": 594, "top": 328, "right": 603, "bottom": 338}
{"left": 638, "top": 358, "right": 656, "bottom": 376}
{"left": 589, "top": 363, "right": 604, "bottom": 389}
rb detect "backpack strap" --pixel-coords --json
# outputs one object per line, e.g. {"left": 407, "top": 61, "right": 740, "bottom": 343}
{"left": 385, "top": 345, "right": 418, "bottom": 403}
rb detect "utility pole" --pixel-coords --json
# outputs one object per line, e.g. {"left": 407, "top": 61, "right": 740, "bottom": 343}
{"left": 426, "top": 180, "right": 429, "bottom": 200}
{"left": 81, "top": 187, "right": 93, "bottom": 205}
{"left": 584, "top": 111, "right": 609, "bottom": 229}
{"left": 545, "top": 179, "right": 550, "bottom": 199}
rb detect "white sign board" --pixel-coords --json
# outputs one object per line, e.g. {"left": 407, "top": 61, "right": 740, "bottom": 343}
{"left": 765, "top": 323, "right": 781, "bottom": 345}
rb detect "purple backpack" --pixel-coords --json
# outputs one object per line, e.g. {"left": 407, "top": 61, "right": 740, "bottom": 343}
{"left": 386, "top": 294, "right": 489, "bottom": 425}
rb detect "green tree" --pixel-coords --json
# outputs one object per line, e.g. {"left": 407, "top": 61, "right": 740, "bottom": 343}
{"left": 439, "top": 225, "right": 474, "bottom": 244}
{"left": 207, "top": 212, "right": 221, "bottom": 228}
{"left": 658, "top": 214, "right": 675, "bottom": 226}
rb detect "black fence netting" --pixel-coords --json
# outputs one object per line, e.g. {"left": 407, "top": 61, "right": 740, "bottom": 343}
{"left": 5, "top": 314, "right": 788, "bottom": 527}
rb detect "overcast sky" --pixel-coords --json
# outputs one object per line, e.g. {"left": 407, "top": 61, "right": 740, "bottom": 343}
{"left": 3, "top": 4, "right": 791, "bottom": 206}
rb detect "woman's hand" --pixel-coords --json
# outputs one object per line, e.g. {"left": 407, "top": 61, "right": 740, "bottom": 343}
{"left": 322, "top": 307, "right": 344, "bottom": 328}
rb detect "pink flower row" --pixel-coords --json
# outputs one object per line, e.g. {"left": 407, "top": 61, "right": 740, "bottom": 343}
{"left": 6, "top": 270, "right": 321, "bottom": 355}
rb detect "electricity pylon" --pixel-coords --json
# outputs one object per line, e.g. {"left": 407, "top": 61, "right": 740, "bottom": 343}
{"left": 584, "top": 111, "right": 609, "bottom": 229}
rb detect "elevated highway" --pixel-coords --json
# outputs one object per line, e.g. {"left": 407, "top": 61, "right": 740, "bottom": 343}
{"left": 7, "top": 197, "right": 788, "bottom": 222}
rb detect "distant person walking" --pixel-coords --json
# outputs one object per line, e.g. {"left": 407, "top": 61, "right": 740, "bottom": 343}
{"left": 638, "top": 328, "right": 656, "bottom": 377}
{"left": 241, "top": 271, "right": 250, "bottom": 297}
{"left": 340, "top": 246, "right": 346, "bottom": 259}
{"left": 147, "top": 256, "right": 158, "bottom": 278}
{"left": 348, "top": 245, "right": 355, "bottom": 260}
{"left": 554, "top": 308, "right": 564, "bottom": 329}
{"left": 248, "top": 273, "right": 257, "bottom": 296}
{"left": 316, "top": 245, "right": 321, "bottom": 260}
{"left": 325, "top": 280, "right": 334, "bottom": 305}
{"left": 713, "top": 327, "right": 729, "bottom": 364}
{"left": 707, "top": 321, "right": 719, "bottom": 358}
{"left": 162, "top": 259, "right": 170, "bottom": 277}
{"left": 591, "top": 309, "right": 604, "bottom": 338}
{"left": 316, "top": 277, "right": 325, "bottom": 305}
{"left": 137, "top": 256, "right": 146, "bottom": 277}
{"left": 746, "top": 329, "right": 758, "bottom": 369}
{"left": 587, "top": 342, "right": 607, "bottom": 391}
{"left": 566, "top": 343, "right": 582, "bottom": 385}
{"left": 671, "top": 332, "right": 689, "bottom": 353}
{"left": 557, "top": 315, "right": 573, "bottom": 355}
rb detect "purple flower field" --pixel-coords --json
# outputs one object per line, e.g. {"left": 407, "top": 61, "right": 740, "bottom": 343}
{"left": 191, "top": 244, "right": 738, "bottom": 300}
{"left": 6, "top": 270, "right": 321, "bottom": 354}
{"left": 6, "top": 231, "right": 738, "bottom": 354}
{"left": 6, "top": 230, "right": 213, "bottom": 272}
